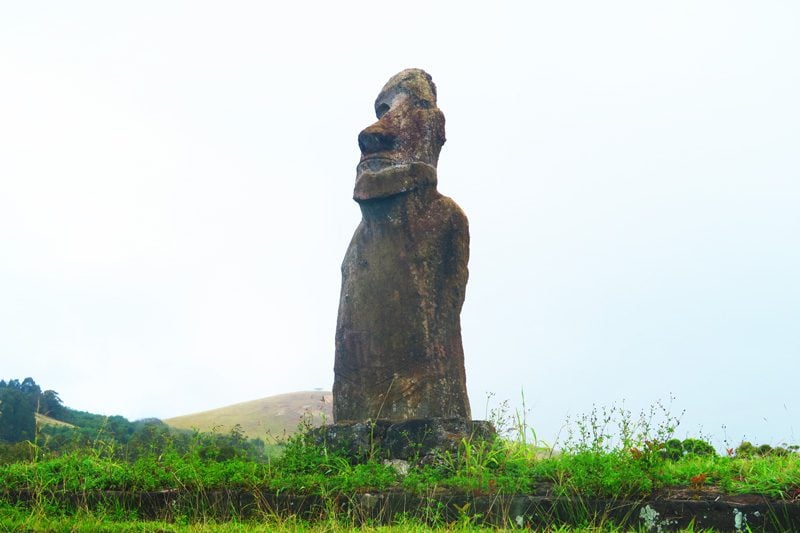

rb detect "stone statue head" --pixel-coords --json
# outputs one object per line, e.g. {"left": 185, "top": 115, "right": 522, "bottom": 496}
{"left": 355, "top": 69, "right": 446, "bottom": 189}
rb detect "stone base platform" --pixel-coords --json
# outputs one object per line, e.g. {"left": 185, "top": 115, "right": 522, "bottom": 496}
{"left": 308, "top": 418, "right": 496, "bottom": 463}
{"left": 6, "top": 488, "right": 798, "bottom": 530}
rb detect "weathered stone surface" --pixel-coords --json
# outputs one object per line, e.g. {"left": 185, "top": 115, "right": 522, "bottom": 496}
{"left": 333, "top": 68, "right": 471, "bottom": 423}
{"left": 308, "top": 420, "right": 392, "bottom": 462}
{"left": 309, "top": 418, "right": 496, "bottom": 463}
{"left": 7, "top": 487, "right": 800, "bottom": 530}
{"left": 383, "top": 418, "right": 496, "bottom": 462}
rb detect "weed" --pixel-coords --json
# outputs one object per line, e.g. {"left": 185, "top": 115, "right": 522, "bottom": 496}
{"left": 565, "top": 396, "right": 683, "bottom": 455}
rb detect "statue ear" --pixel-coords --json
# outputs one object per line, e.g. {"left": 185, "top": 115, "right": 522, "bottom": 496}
{"left": 433, "top": 109, "right": 446, "bottom": 152}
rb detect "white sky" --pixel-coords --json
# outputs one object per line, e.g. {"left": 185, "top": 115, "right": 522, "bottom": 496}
{"left": 1, "top": 2, "right": 798, "bottom": 449}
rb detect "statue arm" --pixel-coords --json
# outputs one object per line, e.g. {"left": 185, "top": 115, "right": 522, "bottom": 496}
{"left": 445, "top": 203, "right": 470, "bottom": 313}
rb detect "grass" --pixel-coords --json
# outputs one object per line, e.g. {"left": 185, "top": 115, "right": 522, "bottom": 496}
{"left": 0, "top": 503, "right": 726, "bottom": 532}
{"left": 163, "top": 391, "right": 332, "bottom": 440}
{"left": 1, "top": 399, "right": 798, "bottom": 531}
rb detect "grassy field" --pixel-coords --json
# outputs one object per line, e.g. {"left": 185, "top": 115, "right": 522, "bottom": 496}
{"left": 164, "top": 391, "right": 332, "bottom": 440}
{"left": 34, "top": 413, "right": 76, "bottom": 429}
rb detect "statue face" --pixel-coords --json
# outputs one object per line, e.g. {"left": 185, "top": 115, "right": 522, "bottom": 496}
{"left": 357, "top": 69, "right": 446, "bottom": 176}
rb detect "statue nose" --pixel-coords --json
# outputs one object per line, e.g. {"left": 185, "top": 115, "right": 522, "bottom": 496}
{"left": 358, "top": 126, "right": 396, "bottom": 154}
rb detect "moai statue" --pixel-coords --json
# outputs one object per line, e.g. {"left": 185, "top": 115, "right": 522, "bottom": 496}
{"left": 333, "top": 69, "right": 472, "bottom": 423}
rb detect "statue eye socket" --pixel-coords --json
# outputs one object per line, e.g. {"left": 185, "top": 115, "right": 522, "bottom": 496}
{"left": 418, "top": 99, "right": 431, "bottom": 109}
{"left": 376, "top": 103, "right": 390, "bottom": 118}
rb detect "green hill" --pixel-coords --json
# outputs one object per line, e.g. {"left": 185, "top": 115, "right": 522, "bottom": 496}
{"left": 164, "top": 391, "right": 332, "bottom": 440}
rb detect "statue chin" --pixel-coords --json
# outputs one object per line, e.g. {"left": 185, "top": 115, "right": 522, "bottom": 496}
{"left": 353, "top": 161, "right": 438, "bottom": 202}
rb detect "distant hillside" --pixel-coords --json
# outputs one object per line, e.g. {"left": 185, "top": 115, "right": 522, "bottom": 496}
{"left": 164, "top": 391, "right": 332, "bottom": 440}
{"left": 35, "top": 413, "right": 75, "bottom": 429}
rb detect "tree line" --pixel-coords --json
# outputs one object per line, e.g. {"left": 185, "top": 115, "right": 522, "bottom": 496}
{"left": 0, "top": 377, "right": 272, "bottom": 465}
{"left": 0, "top": 377, "right": 64, "bottom": 443}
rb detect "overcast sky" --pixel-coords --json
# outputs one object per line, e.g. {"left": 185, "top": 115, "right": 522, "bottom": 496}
{"left": 2, "top": 2, "right": 798, "bottom": 449}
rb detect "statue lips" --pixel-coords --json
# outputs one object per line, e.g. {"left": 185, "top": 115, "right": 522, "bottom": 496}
{"left": 357, "top": 156, "right": 396, "bottom": 174}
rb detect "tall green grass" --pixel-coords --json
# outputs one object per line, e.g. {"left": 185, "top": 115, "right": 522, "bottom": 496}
{"left": 1, "top": 399, "right": 798, "bottom": 530}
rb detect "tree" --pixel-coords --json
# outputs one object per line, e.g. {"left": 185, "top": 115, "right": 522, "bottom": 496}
{"left": 0, "top": 388, "right": 36, "bottom": 443}
{"left": 40, "top": 390, "right": 65, "bottom": 419}
{"left": 19, "top": 377, "right": 41, "bottom": 396}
